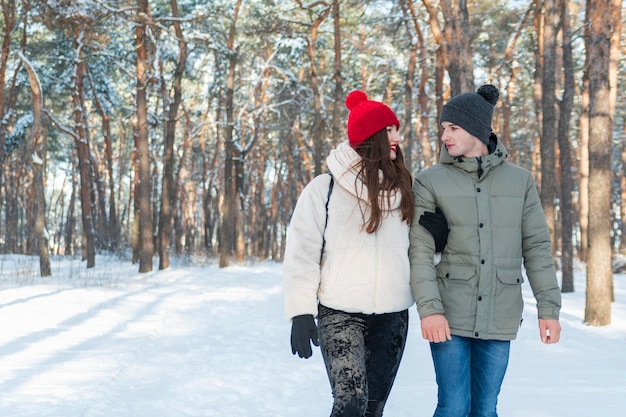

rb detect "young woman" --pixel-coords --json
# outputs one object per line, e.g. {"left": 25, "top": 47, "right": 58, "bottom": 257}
{"left": 283, "top": 90, "right": 446, "bottom": 417}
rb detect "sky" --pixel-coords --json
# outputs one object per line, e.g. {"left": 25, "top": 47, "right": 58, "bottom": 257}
{"left": 0, "top": 254, "right": 624, "bottom": 417}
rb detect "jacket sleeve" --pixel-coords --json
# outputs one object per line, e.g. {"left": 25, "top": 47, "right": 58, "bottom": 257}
{"left": 409, "top": 173, "right": 445, "bottom": 318}
{"left": 283, "top": 175, "right": 331, "bottom": 320}
{"left": 521, "top": 174, "right": 562, "bottom": 320}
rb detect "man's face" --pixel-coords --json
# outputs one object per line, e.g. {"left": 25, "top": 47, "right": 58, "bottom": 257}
{"left": 440, "top": 121, "right": 486, "bottom": 158}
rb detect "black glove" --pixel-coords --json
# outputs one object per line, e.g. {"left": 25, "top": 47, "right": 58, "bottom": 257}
{"left": 290, "top": 314, "right": 319, "bottom": 359}
{"left": 419, "top": 207, "right": 449, "bottom": 252}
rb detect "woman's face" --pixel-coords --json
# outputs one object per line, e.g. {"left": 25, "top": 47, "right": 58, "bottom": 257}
{"left": 386, "top": 125, "right": 402, "bottom": 160}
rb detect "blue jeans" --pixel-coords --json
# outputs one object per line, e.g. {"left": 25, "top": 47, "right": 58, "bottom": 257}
{"left": 430, "top": 335, "right": 510, "bottom": 417}
{"left": 317, "top": 304, "right": 409, "bottom": 417}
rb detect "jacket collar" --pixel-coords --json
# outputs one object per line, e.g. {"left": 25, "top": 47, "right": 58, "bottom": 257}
{"left": 439, "top": 133, "right": 508, "bottom": 179}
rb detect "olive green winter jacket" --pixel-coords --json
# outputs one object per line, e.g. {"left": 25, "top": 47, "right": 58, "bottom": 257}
{"left": 409, "top": 136, "right": 561, "bottom": 341}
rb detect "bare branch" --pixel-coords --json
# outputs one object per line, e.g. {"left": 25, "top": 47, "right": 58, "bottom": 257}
{"left": 44, "top": 109, "right": 79, "bottom": 141}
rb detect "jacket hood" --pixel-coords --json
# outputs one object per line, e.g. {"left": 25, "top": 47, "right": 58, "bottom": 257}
{"left": 326, "top": 140, "right": 401, "bottom": 209}
{"left": 439, "top": 133, "right": 508, "bottom": 179}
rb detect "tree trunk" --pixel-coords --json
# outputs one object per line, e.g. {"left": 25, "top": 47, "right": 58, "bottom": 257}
{"left": 331, "top": 0, "right": 342, "bottom": 147}
{"left": 305, "top": 4, "right": 331, "bottom": 176}
{"left": 135, "top": 0, "right": 153, "bottom": 272}
{"left": 584, "top": 0, "right": 613, "bottom": 326}
{"left": 557, "top": 0, "right": 575, "bottom": 292}
{"left": 245, "top": 56, "right": 272, "bottom": 259}
{"left": 439, "top": 0, "right": 474, "bottom": 95}
{"left": 410, "top": 0, "right": 433, "bottom": 169}
{"left": 50, "top": 172, "right": 67, "bottom": 255}
{"left": 496, "top": 1, "right": 535, "bottom": 156}
{"left": 89, "top": 151, "right": 108, "bottom": 249}
{"left": 219, "top": 0, "right": 242, "bottom": 268}
{"left": 117, "top": 116, "right": 130, "bottom": 249}
{"left": 608, "top": 0, "right": 621, "bottom": 302}
{"left": 540, "top": 0, "right": 558, "bottom": 259}
{"left": 400, "top": 0, "right": 422, "bottom": 171}
{"left": 620, "top": 137, "right": 626, "bottom": 255}
{"left": 201, "top": 106, "right": 219, "bottom": 255}
{"left": 18, "top": 51, "right": 50, "bottom": 276}
{"left": 175, "top": 109, "right": 193, "bottom": 253}
{"left": 532, "top": 1, "right": 544, "bottom": 183}
{"left": 88, "top": 72, "right": 119, "bottom": 250}
{"left": 0, "top": 0, "right": 16, "bottom": 233}
{"left": 422, "top": 0, "right": 447, "bottom": 152}
{"left": 158, "top": 0, "right": 187, "bottom": 270}
{"left": 4, "top": 159, "right": 17, "bottom": 252}
{"left": 502, "top": 72, "right": 517, "bottom": 155}
{"left": 578, "top": 71, "right": 590, "bottom": 262}
{"left": 131, "top": 147, "right": 140, "bottom": 264}
{"left": 65, "top": 166, "right": 77, "bottom": 255}
{"left": 235, "top": 149, "right": 246, "bottom": 262}
{"left": 72, "top": 30, "right": 96, "bottom": 268}
{"left": 270, "top": 166, "right": 284, "bottom": 261}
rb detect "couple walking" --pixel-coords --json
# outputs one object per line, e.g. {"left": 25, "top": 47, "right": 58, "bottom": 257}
{"left": 283, "top": 85, "right": 562, "bottom": 417}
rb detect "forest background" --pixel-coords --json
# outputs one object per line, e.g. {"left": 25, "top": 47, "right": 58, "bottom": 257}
{"left": 0, "top": 0, "right": 623, "bottom": 325}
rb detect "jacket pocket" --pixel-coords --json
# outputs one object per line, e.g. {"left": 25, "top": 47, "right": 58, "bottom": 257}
{"left": 436, "top": 264, "right": 477, "bottom": 328}
{"left": 494, "top": 267, "right": 524, "bottom": 331}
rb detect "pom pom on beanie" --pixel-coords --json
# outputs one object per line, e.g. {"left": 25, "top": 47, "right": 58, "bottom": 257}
{"left": 346, "top": 90, "right": 400, "bottom": 148}
{"left": 440, "top": 84, "right": 499, "bottom": 144}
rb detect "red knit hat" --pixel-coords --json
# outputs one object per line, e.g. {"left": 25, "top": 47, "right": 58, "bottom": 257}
{"left": 345, "top": 90, "right": 400, "bottom": 148}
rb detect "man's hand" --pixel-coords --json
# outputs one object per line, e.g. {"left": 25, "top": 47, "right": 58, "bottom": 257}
{"left": 539, "top": 318, "right": 561, "bottom": 344}
{"left": 420, "top": 313, "right": 452, "bottom": 343}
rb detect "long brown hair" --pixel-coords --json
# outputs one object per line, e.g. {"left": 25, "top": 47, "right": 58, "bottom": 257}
{"left": 353, "top": 128, "right": 414, "bottom": 233}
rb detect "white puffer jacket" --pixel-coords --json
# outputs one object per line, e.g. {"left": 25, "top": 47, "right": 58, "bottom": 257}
{"left": 283, "top": 140, "right": 414, "bottom": 320}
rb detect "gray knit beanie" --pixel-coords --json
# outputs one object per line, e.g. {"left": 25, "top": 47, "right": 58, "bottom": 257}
{"left": 440, "top": 84, "right": 499, "bottom": 144}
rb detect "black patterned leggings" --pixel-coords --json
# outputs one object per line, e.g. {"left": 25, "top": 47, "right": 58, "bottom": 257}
{"left": 317, "top": 304, "right": 409, "bottom": 417}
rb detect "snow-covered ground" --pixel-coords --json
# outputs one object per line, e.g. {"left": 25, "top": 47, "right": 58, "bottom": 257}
{"left": 0, "top": 254, "right": 624, "bottom": 417}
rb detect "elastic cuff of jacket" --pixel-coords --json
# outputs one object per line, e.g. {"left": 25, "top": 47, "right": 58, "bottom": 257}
{"left": 537, "top": 307, "right": 560, "bottom": 320}
{"left": 417, "top": 300, "right": 444, "bottom": 318}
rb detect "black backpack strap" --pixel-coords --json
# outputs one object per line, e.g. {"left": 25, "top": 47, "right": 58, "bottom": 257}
{"left": 320, "top": 172, "right": 334, "bottom": 264}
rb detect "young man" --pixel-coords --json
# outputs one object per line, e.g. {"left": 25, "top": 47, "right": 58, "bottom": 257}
{"left": 410, "top": 84, "right": 562, "bottom": 417}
